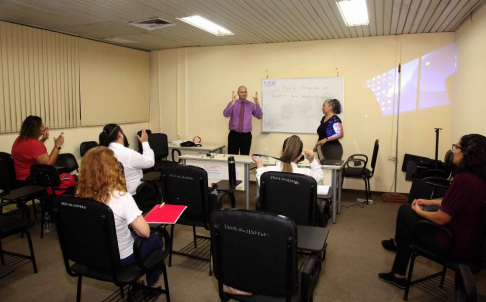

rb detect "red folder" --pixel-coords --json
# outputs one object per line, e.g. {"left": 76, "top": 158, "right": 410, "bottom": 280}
{"left": 144, "top": 204, "right": 187, "bottom": 224}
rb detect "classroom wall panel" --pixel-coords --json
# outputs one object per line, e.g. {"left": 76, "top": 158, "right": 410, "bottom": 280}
{"left": 0, "top": 21, "right": 80, "bottom": 133}
{"left": 0, "top": 21, "right": 150, "bottom": 167}
{"left": 453, "top": 4, "right": 486, "bottom": 141}
{"left": 79, "top": 39, "right": 150, "bottom": 126}
{"left": 154, "top": 33, "right": 455, "bottom": 193}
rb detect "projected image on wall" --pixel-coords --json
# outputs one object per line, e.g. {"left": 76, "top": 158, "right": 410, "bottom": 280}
{"left": 366, "top": 44, "right": 456, "bottom": 115}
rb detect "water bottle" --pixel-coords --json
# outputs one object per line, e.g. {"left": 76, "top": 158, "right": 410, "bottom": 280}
{"left": 228, "top": 156, "right": 236, "bottom": 188}
{"left": 264, "top": 148, "right": 269, "bottom": 163}
{"left": 44, "top": 212, "right": 51, "bottom": 234}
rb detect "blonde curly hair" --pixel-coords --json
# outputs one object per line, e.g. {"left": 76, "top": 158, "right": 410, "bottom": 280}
{"left": 76, "top": 146, "right": 127, "bottom": 204}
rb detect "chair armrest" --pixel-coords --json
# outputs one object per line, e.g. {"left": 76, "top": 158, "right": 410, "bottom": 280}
{"left": 423, "top": 205, "right": 440, "bottom": 212}
{"left": 317, "top": 200, "right": 326, "bottom": 227}
{"left": 171, "top": 149, "right": 181, "bottom": 163}
{"left": 411, "top": 220, "right": 453, "bottom": 262}
{"left": 300, "top": 253, "right": 320, "bottom": 301}
{"left": 133, "top": 227, "right": 171, "bottom": 273}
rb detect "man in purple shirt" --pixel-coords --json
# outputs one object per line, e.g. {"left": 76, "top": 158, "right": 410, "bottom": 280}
{"left": 223, "top": 86, "right": 263, "bottom": 155}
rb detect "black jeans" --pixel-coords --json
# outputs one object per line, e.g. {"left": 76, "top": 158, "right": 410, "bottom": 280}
{"left": 228, "top": 131, "right": 252, "bottom": 155}
{"left": 392, "top": 204, "right": 438, "bottom": 276}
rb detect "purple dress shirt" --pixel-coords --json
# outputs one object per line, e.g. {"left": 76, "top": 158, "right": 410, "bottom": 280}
{"left": 223, "top": 99, "right": 263, "bottom": 133}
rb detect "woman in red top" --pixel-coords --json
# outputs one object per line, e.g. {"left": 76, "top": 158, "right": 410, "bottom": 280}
{"left": 11, "top": 115, "right": 65, "bottom": 184}
{"left": 379, "top": 134, "right": 486, "bottom": 289}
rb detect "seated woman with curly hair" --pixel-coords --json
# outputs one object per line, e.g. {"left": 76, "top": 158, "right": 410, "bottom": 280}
{"left": 76, "top": 146, "right": 163, "bottom": 287}
{"left": 379, "top": 134, "right": 486, "bottom": 289}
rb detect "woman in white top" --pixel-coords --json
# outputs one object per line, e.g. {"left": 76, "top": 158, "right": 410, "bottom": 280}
{"left": 76, "top": 146, "right": 163, "bottom": 287}
{"left": 99, "top": 124, "right": 155, "bottom": 196}
{"left": 251, "top": 135, "right": 324, "bottom": 184}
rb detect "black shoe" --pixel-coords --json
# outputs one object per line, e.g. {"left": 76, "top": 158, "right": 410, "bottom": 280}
{"left": 382, "top": 238, "right": 397, "bottom": 254}
{"left": 378, "top": 272, "right": 407, "bottom": 290}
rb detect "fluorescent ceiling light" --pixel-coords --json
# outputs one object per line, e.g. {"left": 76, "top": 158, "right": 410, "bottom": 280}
{"left": 336, "top": 0, "right": 369, "bottom": 26}
{"left": 178, "top": 15, "right": 234, "bottom": 36}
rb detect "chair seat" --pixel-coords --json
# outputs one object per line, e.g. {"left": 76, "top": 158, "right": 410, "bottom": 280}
{"left": 0, "top": 216, "right": 34, "bottom": 237}
{"left": 343, "top": 167, "right": 371, "bottom": 177}
{"left": 71, "top": 249, "right": 164, "bottom": 284}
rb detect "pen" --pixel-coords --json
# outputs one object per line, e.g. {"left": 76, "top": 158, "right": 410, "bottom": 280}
{"left": 159, "top": 202, "right": 165, "bottom": 209}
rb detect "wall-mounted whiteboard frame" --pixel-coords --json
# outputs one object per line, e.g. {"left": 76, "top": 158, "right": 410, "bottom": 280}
{"left": 261, "top": 77, "right": 344, "bottom": 134}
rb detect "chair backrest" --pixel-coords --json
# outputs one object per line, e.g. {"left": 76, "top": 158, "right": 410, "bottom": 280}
{"left": 53, "top": 196, "right": 121, "bottom": 272}
{"left": 211, "top": 209, "right": 298, "bottom": 298}
{"left": 137, "top": 129, "right": 152, "bottom": 154}
{"left": 260, "top": 171, "right": 317, "bottom": 226}
{"left": 148, "top": 133, "right": 169, "bottom": 160}
{"left": 55, "top": 153, "right": 79, "bottom": 174}
{"left": 80, "top": 141, "right": 98, "bottom": 157}
{"left": 369, "top": 139, "right": 379, "bottom": 176}
{"left": 160, "top": 165, "right": 210, "bottom": 226}
{"left": 0, "top": 152, "right": 17, "bottom": 193}
{"left": 135, "top": 181, "right": 161, "bottom": 213}
{"left": 30, "top": 164, "right": 61, "bottom": 188}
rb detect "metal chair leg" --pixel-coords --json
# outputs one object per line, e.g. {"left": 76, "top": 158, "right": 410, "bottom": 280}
{"left": 24, "top": 230, "right": 38, "bottom": 273}
{"left": 404, "top": 252, "right": 418, "bottom": 301}
{"left": 76, "top": 276, "right": 82, "bottom": 302}
{"left": 169, "top": 225, "right": 175, "bottom": 267}
{"left": 162, "top": 264, "right": 171, "bottom": 302}
{"left": 193, "top": 226, "right": 197, "bottom": 248}
{"left": 439, "top": 265, "right": 447, "bottom": 288}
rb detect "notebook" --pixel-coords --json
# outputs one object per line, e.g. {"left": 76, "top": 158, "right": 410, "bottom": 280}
{"left": 144, "top": 204, "right": 187, "bottom": 224}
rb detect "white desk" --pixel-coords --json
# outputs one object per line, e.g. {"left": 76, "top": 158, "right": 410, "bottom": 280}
{"left": 263, "top": 158, "right": 344, "bottom": 224}
{"left": 179, "top": 154, "right": 255, "bottom": 210}
{"left": 169, "top": 143, "right": 225, "bottom": 154}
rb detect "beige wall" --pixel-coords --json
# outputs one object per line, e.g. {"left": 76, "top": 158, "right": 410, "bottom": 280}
{"left": 453, "top": 4, "right": 486, "bottom": 141}
{"left": 153, "top": 33, "right": 455, "bottom": 193}
{"left": 0, "top": 24, "right": 151, "bottom": 166}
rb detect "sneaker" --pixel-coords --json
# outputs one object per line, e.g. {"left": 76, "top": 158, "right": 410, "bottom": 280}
{"left": 378, "top": 272, "right": 407, "bottom": 290}
{"left": 381, "top": 238, "right": 397, "bottom": 254}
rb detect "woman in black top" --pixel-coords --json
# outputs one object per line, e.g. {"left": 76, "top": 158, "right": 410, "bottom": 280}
{"left": 315, "top": 99, "right": 344, "bottom": 160}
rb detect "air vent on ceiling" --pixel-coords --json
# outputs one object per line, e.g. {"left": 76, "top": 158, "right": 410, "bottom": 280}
{"left": 129, "top": 18, "right": 175, "bottom": 30}
{"left": 104, "top": 37, "right": 136, "bottom": 44}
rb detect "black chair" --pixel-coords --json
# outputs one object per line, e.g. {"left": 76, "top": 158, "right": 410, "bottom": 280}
{"left": 455, "top": 264, "right": 484, "bottom": 302}
{"left": 403, "top": 205, "right": 486, "bottom": 301}
{"left": 135, "top": 181, "right": 162, "bottom": 214}
{"left": 30, "top": 164, "right": 76, "bottom": 238}
{"left": 216, "top": 156, "right": 242, "bottom": 208}
{"left": 258, "top": 171, "right": 325, "bottom": 227}
{"left": 55, "top": 153, "right": 79, "bottom": 178}
{"left": 0, "top": 152, "right": 43, "bottom": 218}
{"left": 0, "top": 199, "right": 38, "bottom": 278}
{"left": 342, "top": 139, "right": 379, "bottom": 204}
{"left": 53, "top": 196, "right": 170, "bottom": 302}
{"left": 160, "top": 165, "right": 220, "bottom": 269}
{"left": 149, "top": 133, "right": 179, "bottom": 169}
{"left": 79, "top": 141, "right": 98, "bottom": 157}
{"left": 407, "top": 176, "right": 450, "bottom": 206}
{"left": 210, "top": 209, "right": 322, "bottom": 302}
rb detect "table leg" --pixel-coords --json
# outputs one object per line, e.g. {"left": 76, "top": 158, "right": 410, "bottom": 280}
{"left": 332, "top": 170, "right": 337, "bottom": 224}
{"left": 337, "top": 169, "right": 342, "bottom": 214}
{"left": 244, "top": 163, "right": 250, "bottom": 210}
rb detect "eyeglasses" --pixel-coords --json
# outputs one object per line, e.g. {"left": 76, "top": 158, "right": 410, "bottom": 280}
{"left": 452, "top": 144, "right": 462, "bottom": 151}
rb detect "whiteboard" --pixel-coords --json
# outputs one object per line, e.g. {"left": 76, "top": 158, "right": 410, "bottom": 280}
{"left": 261, "top": 77, "right": 344, "bottom": 133}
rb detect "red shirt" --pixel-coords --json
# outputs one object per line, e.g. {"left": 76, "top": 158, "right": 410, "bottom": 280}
{"left": 11, "top": 137, "right": 47, "bottom": 181}
{"left": 440, "top": 173, "right": 486, "bottom": 260}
